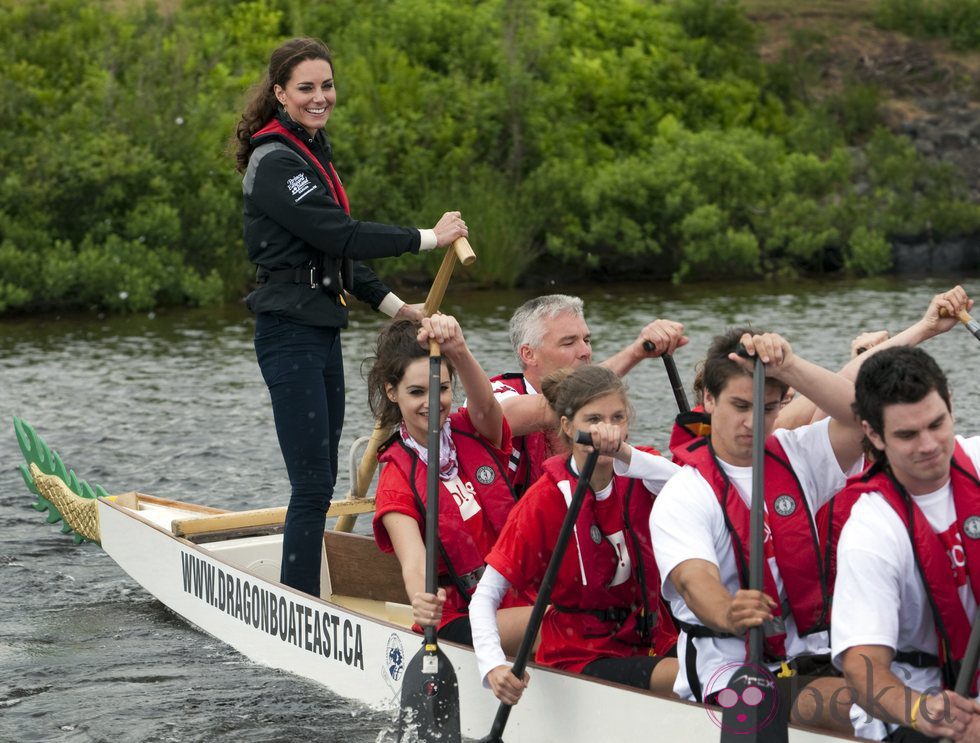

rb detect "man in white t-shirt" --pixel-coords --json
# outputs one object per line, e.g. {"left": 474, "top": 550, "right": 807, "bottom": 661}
{"left": 489, "top": 294, "right": 686, "bottom": 495}
{"left": 832, "top": 342, "right": 980, "bottom": 742}
{"left": 650, "top": 328, "right": 866, "bottom": 733}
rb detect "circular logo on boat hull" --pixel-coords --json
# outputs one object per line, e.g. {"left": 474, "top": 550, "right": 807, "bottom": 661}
{"left": 590, "top": 524, "right": 602, "bottom": 544}
{"left": 964, "top": 516, "right": 980, "bottom": 540}
{"left": 475, "top": 466, "right": 495, "bottom": 485}
{"left": 773, "top": 495, "right": 796, "bottom": 517}
{"left": 385, "top": 633, "right": 405, "bottom": 684}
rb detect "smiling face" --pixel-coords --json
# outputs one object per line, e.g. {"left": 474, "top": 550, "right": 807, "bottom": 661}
{"left": 521, "top": 311, "right": 592, "bottom": 385}
{"left": 385, "top": 357, "right": 453, "bottom": 445}
{"left": 274, "top": 58, "right": 336, "bottom": 137}
{"left": 704, "top": 374, "right": 785, "bottom": 467}
{"left": 864, "top": 390, "right": 955, "bottom": 495}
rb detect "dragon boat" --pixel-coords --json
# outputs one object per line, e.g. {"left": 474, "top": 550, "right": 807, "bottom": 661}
{"left": 14, "top": 417, "right": 856, "bottom": 742}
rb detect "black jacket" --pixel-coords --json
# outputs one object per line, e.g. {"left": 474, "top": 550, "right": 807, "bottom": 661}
{"left": 242, "top": 112, "right": 420, "bottom": 327}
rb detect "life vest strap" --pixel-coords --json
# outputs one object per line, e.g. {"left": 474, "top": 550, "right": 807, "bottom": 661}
{"left": 438, "top": 565, "right": 486, "bottom": 592}
{"left": 894, "top": 649, "right": 940, "bottom": 668}
{"left": 553, "top": 603, "right": 633, "bottom": 624}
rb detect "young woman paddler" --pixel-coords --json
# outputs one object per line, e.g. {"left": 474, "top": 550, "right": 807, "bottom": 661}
{"left": 470, "top": 365, "right": 680, "bottom": 704}
{"left": 369, "top": 315, "right": 532, "bottom": 650}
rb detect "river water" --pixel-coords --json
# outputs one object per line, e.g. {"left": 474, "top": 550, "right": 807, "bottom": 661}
{"left": 1, "top": 277, "right": 978, "bottom": 742}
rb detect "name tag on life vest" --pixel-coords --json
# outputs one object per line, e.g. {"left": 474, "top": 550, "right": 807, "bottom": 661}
{"left": 444, "top": 477, "right": 482, "bottom": 522}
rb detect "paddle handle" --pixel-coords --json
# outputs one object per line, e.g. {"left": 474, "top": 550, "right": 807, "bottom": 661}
{"left": 453, "top": 236, "right": 476, "bottom": 266}
{"left": 748, "top": 355, "right": 767, "bottom": 664}
{"left": 484, "top": 431, "right": 600, "bottom": 742}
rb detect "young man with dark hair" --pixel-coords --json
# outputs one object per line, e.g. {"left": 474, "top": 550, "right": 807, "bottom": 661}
{"left": 832, "top": 330, "right": 980, "bottom": 740}
{"left": 650, "top": 328, "right": 865, "bottom": 733}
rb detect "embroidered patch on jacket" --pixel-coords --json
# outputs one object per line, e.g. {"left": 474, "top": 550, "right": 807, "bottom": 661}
{"left": 773, "top": 494, "right": 796, "bottom": 517}
{"left": 964, "top": 516, "right": 980, "bottom": 540}
{"left": 475, "top": 465, "right": 495, "bottom": 485}
{"left": 286, "top": 172, "right": 316, "bottom": 202}
{"left": 590, "top": 524, "right": 602, "bottom": 545}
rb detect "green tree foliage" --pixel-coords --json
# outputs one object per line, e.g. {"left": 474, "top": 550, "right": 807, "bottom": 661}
{"left": 876, "top": 0, "right": 980, "bottom": 50}
{"left": 0, "top": 0, "right": 977, "bottom": 313}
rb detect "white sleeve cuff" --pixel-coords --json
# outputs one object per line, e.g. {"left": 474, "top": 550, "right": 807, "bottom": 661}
{"left": 418, "top": 229, "right": 438, "bottom": 251}
{"left": 378, "top": 293, "right": 405, "bottom": 318}
{"left": 613, "top": 446, "right": 680, "bottom": 493}
{"left": 470, "top": 567, "right": 511, "bottom": 686}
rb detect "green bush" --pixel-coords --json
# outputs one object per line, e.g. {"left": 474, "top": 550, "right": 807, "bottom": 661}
{"left": 877, "top": 0, "right": 980, "bottom": 50}
{"left": 0, "top": 0, "right": 977, "bottom": 315}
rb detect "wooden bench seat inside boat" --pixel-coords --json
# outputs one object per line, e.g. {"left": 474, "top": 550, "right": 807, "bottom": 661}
{"left": 171, "top": 498, "right": 377, "bottom": 543}
{"left": 323, "top": 531, "right": 407, "bottom": 605}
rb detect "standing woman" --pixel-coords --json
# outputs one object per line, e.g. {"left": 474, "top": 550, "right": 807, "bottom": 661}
{"left": 234, "top": 37, "right": 468, "bottom": 596}
{"left": 470, "top": 365, "right": 680, "bottom": 704}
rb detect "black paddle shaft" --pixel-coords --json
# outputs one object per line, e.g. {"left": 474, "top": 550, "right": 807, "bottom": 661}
{"left": 424, "top": 340, "right": 441, "bottom": 644}
{"left": 720, "top": 350, "right": 786, "bottom": 743}
{"left": 642, "top": 341, "right": 690, "bottom": 414}
{"left": 480, "top": 431, "right": 601, "bottom": 743}
{"left": 748, "top": 354, "right": 766, "bottom": 663}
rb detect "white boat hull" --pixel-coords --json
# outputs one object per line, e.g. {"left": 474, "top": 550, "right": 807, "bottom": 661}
{"left": 96, "top": 498, "right": 853, "bottom": 742}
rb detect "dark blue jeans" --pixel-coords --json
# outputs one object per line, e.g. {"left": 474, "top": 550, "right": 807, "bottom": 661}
{"left": 254, "top": 313, "right": 344, "bottom": 596}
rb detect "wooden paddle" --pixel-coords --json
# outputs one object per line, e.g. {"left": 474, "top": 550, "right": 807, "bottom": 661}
{"left": 643, "top": 341, "right": 690, "bottom": 413}
{"left": 950, "top": 309, "right": 980, "bottom": 343}
{"left": 334, "top": 237, "right": 475, "bottom": 532}
{"left": 397, "top": 338, "right": 462, "bottom": 742}
{"left": 720, "top": 352, "right": 787, "bottom": 743}
{"left": 479, "top": 430, "right": 600, "bottom": 743}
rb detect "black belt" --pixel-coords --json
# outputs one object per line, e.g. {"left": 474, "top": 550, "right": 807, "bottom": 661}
{"left": 553, "top": 604, "right": 633, "bottom": 624}
{"left": 894, "top": 649, "right": 940, "bottom": 668}
{"left": 256, "top": 264, "right": 320, "bottom": 289}
{"left": 438, "top": 565, "right": 485, "bottom": 592}
{"left": 677, "top": 619, "right": 735, "bottom": 640}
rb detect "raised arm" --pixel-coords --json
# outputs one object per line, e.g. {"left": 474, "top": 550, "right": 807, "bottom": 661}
{"left": 734, "top": 332, "right": 864, "bottom": 470}
{"left": 420, "top": 313, "right": 503, "bottom": 448}
{"left": 599, "top": 319, "right": 688, "bottom": 377}
{"left": 497, "top": 393, "right": 556, "bottom": 437}
{"left": 774, "top": 286, "right": 973, "bottom": 432}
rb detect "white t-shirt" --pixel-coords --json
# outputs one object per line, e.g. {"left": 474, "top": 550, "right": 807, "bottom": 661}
{"left": 831, "top": 435, "right": 980, "bottom": 740}
{"left": 650, "top": 418, "right": 860, "bottom": 701}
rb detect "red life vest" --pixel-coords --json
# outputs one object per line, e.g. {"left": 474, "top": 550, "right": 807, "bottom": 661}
{"left": 251, "top": 118, "right": 355, "bottom": 294}
{"left": 490, "top": 372, "right": 553, "bottom": 496}
{"left": 672, "top": 436, "right": 830, "bottom": 660}
{"left": 376, "top": 412, "right": 518, "bottom": 604}
{"left": 834, "top": 443, "right": 980, "bottom": 690}
{"left": 530, "top": 453, "right": 678, "bottom": 671}
{"left": 815, "top": 459, "right": 869, "bottom": 604}
{"left": 253, "top": 118, "right": 350, "bottom": 214}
